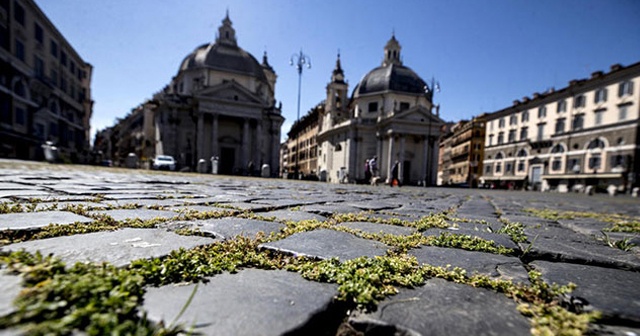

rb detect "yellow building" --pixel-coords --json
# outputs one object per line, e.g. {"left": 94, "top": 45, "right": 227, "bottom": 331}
{"left": 438, "top": 116, "right": 486, "bottom": 187}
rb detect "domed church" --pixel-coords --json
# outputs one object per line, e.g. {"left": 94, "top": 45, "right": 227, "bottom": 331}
{"left": 151, "top": 12, "right": 284, "bottom": 175}
{"left": 317, "top": 35, "right": 444, "bottom": 185}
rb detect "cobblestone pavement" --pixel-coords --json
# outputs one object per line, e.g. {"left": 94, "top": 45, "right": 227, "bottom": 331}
{"left": 0, "top": 159, "right": 639, "bottom": 335}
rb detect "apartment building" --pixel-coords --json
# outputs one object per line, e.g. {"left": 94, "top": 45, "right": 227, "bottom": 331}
{"left": 438, "top": 115, "right": 486, "bottom": 187}
{"left": 0, "top": 0, "right": 93, "bottom": 162}
{"left": 282, "top": 103, "right": 321, "bottom": 179}
{"left": 482, "top": 62, "right": 640, "bottom": 193}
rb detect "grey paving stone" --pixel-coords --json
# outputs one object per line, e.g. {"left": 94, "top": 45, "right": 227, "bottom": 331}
{"left": 259, "top": 209, "right": 327, "bottom": 223}
{"left": 90, "top": 209, "right": 180, "bottom": 222}
{"left": 557, "top": 218, "right": 611, "bottom": 236}
{"left": 0, "top": 272, "right": 22, "bottom": 317}
{"left": 33, "top": 201, "right": 107, "bottom": 211}
{"left": 143, "top": 269, "right": 338, "bottom": 336}
{"left": 2, "top": 228, "right": 215, "bottom": 268}
{"left": 103, "top": 198, "right": 187, "bottom": 208}
{"left": 349, "top": 278, "right": 530, "bottom": 335}
{"left": 0, "top": 189, "right": 53, "bottom": 199}
{"left": 260, "top": 229, "right": 388, "bottom": 261}
{"left": 410, "top": 246, "right": 529, "bottom": 283}
{"left": 250, "top": 198, "right": 318, "bottom": 208}
{"left": 423, "top": 227, "right": 520, "bottom": 251}
{"left": 346, "top": 200, "right": 402, "bottom": 211}
{"left": 298, "top": 203, "right": 363, "bottom": 217}
{"left": 522, "top": 226, "right": 640, "bottom": 270}
{"left": 531, "top": 260, "right": 640, "bottom": 323}
{"left": 338, "top": 221, "right": 416, "bottom": 236}
{"left": 193, "top": 217, "right": 285, "bottom": 239}
{"left": 0, "top": 211, "right": 93, "bottom": 231}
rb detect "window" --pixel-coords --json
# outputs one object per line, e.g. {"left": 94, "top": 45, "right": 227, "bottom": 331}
{"left": 551, "top": 158, "right": 562, "bottom": 171}
{"left": 618, "top": 104, "right": 629, "bottom": 120}
{"left": 34, "top": 23, "right": 43, "bottom": 44}
{"left": 399, "top": 102, "right": 410, "bottom": 111}
{"left": 538, "top": 106, "right": 547, "bottom": 118}
{"left": 508, "top": 129, "right": 516, "bottom": 143}
{"left": 521, "top": 110, "right": 529, "bottom": 122}
{"left": 505, "top": 163, "right": 512, "bottom": 172}
{"left": 50, "top": 122, "right": 58, "bottom": 137}
{"left": 70, "top": 61, "right": 76, "bottom": 74}
{"left": 517, "top": 161, "right": 525, "bottom": 172}
{"left": 569, "top": 159, "right": 581, "bottom": 172}
{"left": 509, "top": 115, "right": 517, "bottom": 125}
{"left": 61, "top": 51, "right": 67, "bottom": 67}
{"left": 485, "top": 165, "right": 492, "bottom": 174}
{"left": 35, "top": 123, "right": 45, "bottom": 140}
{"left": 60, "top": 76, "right": 67, "bottom": 93}
{"left": 611, "top": 155, "right": 625, "bottom": 169}
{"left": 550, "top": 144, "right": 565, "bottom": 154}
{"left": 572, "top": 114, "right": 584, "bottom": 130}
{"left": 520, "top": 127, "right": 528, "bottom": 140}
{"left": 594, "top": 88, "right": 607, "bottom": 103}
{"left": 517, "top": 149, "right": 527, "bottom": 158}
{"left": 14, "top": 81, "right": 25, "bottom": 97}
{"left": 555, "top": 118, "right": 565, "bottom": 134}
{"left": 588, "top": 154, "right": 601, "bottom": 170}
{"left": 50, "top": 68, "right": 58, "bottom": 86}
{"left": 34, "top": 56, "right": 44, "bottom": 77}
{"left": 495, "top": 162, "right": 502, "bottom": 173}
{"left": 488, "top": 134, "right": 494, "bottom": 146}
{"left": 618, "top": 80, "right": 634, "bottom": 97}
{"left": 15, "top": 39, "right": 24, "bottom": 61}
{"left": 574, "top": 95, "right": 586, "bottom": 108}
{"left": 498, "top": 118, "right": 505, "bottom": 128}
{"left": 368, "top": 102, "right": 378, "bottom": 113}
{"left": 335, "top": 144, "right": 342, "bottom": 151}
{"left": 594, "top": 109, "right": 605, "bottom": 125}
{"left": 495, "top": 152, "right": 504, "bottom": 160}
{"left": 14, "top": 1, "right": 25, "bottom": 26}
{"left": 587, "top": 138, "right": 605, "bottom": 150}
{"left": 50, "top": 40, "right": 58, "bottom": 58}
{"left": 497, "top": 132, "right": 504, "bottom": 145}
{"left": 557, "top": 100, "right": 567, "bottom": 113}
{"left": 15, "top": 107, "right": 25, "bottom": 125}
{"left": 536, "top": 123, "right": 545, "bottom": 141}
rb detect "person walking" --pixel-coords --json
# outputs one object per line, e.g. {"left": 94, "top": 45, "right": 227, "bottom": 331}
{"left": 390, "top": 160, "right": 401, "bottom": 187}
{"left": 364, "top": 159, "right": 372, "bottom": 184}
{"left": 369, "top": 156, "right": 378, "bottom": 176}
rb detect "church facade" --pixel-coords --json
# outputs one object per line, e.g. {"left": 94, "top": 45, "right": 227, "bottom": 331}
{"left": 149, "top": 13, "right": 283, "bottom": 175}
{"left": 316, "top": 36, "right": 444, "bottom": 185}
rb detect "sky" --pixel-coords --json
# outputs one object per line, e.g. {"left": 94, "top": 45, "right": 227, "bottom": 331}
{"left": 36, "top": 1, "right": 640, "bottom": 145}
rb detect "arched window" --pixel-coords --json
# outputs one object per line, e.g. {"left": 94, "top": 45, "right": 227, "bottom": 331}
{"left": 550, "top": 144, "right": 565, "bottom": 154}
{"left": 516, "top": 149, "right": 527, "bottom": 157}
{"left": 495, "top": 152, "right": 504, "bottom": 160}
{"left": 587, "top": 138, "right": 605, "bottom": 150}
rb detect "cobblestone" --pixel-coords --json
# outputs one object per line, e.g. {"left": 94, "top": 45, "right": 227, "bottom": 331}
{"left": 0, "top": 160, "right": 638, "bottom": 335}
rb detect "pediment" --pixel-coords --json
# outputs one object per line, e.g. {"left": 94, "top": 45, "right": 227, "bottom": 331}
{"left": 196, "top": 80, "right": 262, "bottom": 105}
{"left": 392, "top": 106, "right": 444, "bottom": 124}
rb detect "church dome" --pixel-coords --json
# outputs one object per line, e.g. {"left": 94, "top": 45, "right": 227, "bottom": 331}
{"left": 177, "top": 13, "right": 267, "bottom": 81}
{"left": 352, "top": 34, "right": 429, "bottom": 98}
{"left": 354, "top": 63, "right": 427, "bottom": 96}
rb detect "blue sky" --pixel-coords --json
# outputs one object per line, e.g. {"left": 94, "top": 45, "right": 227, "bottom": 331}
{"left": 36, "top": 1, "right": 640, "bottom": 144}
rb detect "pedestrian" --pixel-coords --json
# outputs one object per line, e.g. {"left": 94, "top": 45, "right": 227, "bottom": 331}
{"left": 390, "top": 160, "right": 401, "bottom": 187}
{"left": 369, "top": 156, "right": 378, "bottom": 176}
{"left": 247, "top": 160, "right": 254, "bottom": 176}
{"left": 364, "top": 159, "right": 372, "bottom": 183}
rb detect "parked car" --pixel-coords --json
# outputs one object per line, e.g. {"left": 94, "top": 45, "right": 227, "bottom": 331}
{"left": 152, "top": 155, "right": 176, "bottom": 171}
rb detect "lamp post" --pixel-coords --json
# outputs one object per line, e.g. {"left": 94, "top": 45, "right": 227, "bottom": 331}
{"left": 290, "top": 50, "right": 311, "bottom": 179}
{"left": 423, "top": 78, "right": 440, "bottom": 186}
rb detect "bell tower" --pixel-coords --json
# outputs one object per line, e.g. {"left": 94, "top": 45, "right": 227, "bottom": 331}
{"left": 382, "top": 33, "right": 402, "bottom": 67}
{"left": 325, "top": 52, "right": 349, "bottom": 124}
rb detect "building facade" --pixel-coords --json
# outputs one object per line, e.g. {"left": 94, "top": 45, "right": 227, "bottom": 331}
{"left": 282, "top": 103, "right": 321, "bottom": 179}
{"left": 96, "top": 13, "right": 284, "bottom": 175}
{"left": 317, "top": 36, "right": 444, "bottom": 184}
{"left": 437, "top": 116, "right": 486, "bottom": 187}
{"left": 0, "top": 0, "right": 93, "bottom": 162}
{"left": 482, "top": 62, "right": 640, "bottom": 193}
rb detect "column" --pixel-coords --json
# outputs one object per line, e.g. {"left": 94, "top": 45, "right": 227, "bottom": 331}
{"left": 399, "top": 135, "right": 406, "bottom": 183}
{"left": 422, "top": 136, "right": 429, "bottom": 185}
{"left": 197, "top": 112, "right": 204, "bottom": 160}
{"left": 255, "top": 120, "right": 263, "bottom": 165}
{"left": 387, "top": 134, "right": 395, "bottom": 181}
{"left": 242, "top": 118, "right": 249, "bottom": 169}
{"left": 211, "top": 114, "right": 219, "bottom": 157}
{"left": 348, "top": 128, "right": 357, "bottom": 180}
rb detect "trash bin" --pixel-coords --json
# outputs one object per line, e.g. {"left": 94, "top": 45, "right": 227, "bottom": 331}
{"left": 210, "top": 156, "right": 219, "bottom": 174}
{"left": 42, "top": 141, "right": 58, "bottom": 163}
{"left": 261, "top": 164, "right": 270, "bottom": 178}
{"left": 197, "top": 159, "right": 207, "bottom": 173}
{"left": 125, "top": 153, "right": 138, "bottom": 169}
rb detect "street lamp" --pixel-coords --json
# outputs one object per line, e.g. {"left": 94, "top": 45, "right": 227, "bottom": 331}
{"left": 290, "top": 50, "right": 311, "bottom": 179}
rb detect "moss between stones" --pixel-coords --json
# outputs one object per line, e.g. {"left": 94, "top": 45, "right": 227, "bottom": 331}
{"left": 526, "top": 208, "right": 640, "bottom": 233}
